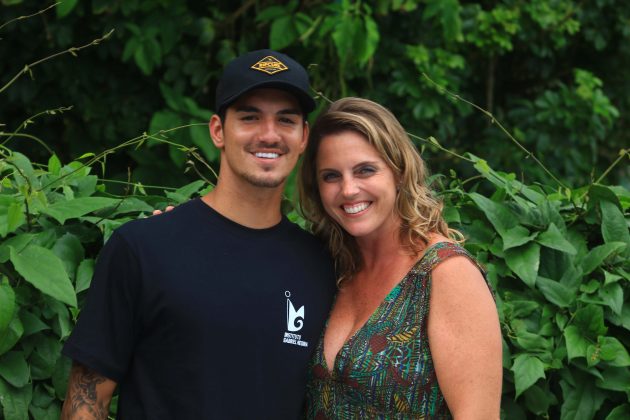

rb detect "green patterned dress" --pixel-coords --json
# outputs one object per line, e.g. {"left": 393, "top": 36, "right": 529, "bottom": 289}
{"left": 305, "top": 242, "right": 488, "bottom": 419}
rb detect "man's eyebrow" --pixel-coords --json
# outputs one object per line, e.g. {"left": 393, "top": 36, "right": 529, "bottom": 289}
{"left": 277, "top": 108, "right": 302, "bottom": 116}
{"left": 233, "top": 106, "right": 301, "bottom": 116}
{"left": 234, "top": 105, "right": 260, "bottom": 113}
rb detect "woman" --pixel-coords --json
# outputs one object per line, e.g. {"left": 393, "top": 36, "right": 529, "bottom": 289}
{"left": 298, "top": 97, "right": 502, "bottom": 419}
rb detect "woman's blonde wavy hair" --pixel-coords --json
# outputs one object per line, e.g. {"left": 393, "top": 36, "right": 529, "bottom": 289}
{"left": 298, "top": 97, "right": 462, "bottom": 286}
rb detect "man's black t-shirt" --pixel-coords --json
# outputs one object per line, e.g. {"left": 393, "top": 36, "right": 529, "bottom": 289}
{"left": 63, "top": 198, "right": 336, "bottom": 419}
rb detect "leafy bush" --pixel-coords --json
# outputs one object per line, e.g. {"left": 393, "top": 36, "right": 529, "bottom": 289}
{"left": 1, "top": 2, "right": 629, "bottom": 419}
{"left": 0, "top": 148, "right": 208, "bottom": 419}
{"left": 443, "top": 156, "right": 630, "bottom": 419}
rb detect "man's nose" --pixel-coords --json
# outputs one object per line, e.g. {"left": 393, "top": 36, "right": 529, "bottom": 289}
{"left": 257, "top": 118, "right": 282, "bottom": 142}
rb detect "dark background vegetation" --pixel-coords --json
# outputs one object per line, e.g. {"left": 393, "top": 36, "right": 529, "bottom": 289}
{"left": 1, "top": 1, "right": 629, "bottom": 419}
{"left": 1, "top": 0, "right": 628, "bottom": 191}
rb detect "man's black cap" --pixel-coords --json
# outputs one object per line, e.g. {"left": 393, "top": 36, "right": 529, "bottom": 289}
{"left": 215, "top": 49, "right": 316, "bottom": 115}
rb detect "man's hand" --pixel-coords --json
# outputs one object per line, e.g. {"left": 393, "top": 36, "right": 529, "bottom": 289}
{"left": 61, "top": 362, "right": 117, "bottom": 420}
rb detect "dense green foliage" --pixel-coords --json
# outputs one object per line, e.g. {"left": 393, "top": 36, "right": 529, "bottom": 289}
{"left": 1, "top": 1, "right": 629, "bottom": 419}
{"left": 1, "top": 0, "right": 628, "bottom": 189}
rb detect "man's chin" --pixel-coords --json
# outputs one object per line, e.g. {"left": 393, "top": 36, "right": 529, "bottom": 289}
{"left": 245, "top": 175, "right": 286, "bottom": 189}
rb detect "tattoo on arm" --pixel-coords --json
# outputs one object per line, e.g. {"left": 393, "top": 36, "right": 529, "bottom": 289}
{"left": 62, "top": 363, "right": 111, "bottom": 420}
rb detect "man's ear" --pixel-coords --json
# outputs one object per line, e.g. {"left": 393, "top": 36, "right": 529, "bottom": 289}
{"left": 209, "top": 114, "right": 225, "bottom": 149}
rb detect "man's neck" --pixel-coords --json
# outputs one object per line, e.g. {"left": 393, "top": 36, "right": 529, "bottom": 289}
{"left": 201, "top": 183, "right": 284, "bottom": 229}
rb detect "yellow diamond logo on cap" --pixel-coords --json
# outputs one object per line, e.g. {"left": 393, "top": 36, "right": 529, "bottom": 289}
{"left": 251, "top": 56, "right": 288, "bottom": 75}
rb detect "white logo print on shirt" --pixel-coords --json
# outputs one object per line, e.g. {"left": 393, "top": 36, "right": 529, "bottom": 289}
{"left": 282, "top": 291, "right": 308, "bottom": 347}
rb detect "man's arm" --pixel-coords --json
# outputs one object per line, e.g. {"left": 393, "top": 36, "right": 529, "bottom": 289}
{"left": 61, "top": 362, "right": 117, "bottom": 420}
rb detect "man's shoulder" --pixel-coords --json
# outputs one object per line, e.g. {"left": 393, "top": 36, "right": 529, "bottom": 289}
{"left": 114, "top": 199, "right": 201, "bottom": 241}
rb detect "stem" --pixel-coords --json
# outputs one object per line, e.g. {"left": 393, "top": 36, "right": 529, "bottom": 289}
{"left": 422, "top": 72, "right": 568, "bottom": 190}
{"left": 0, "top": 2, "right": 59, "bottom": 32}
{"left": 99, "top": 178, "right": 179, "bottom": 191}
{"left": 0, "top": 132, "right": 54, "bottom": 154}
{"left": 595, "top": 149, "right": 628, "bottom": 184}
{"left": 38, "top": 123, "right": 211, "bottom": 191}
{"left": 0, "top": 29, "right": 114, "bottom": 95}
{"left": 2, "top": 106, "right": 72, "bottom": 145}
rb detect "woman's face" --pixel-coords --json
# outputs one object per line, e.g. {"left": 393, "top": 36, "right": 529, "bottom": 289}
{"left": 315, "top": 130, "right": 400, "bottom": 242}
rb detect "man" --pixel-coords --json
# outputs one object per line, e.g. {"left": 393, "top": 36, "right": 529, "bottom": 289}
{"left": 61, "top": 50, "right": 336, "bottom": 419}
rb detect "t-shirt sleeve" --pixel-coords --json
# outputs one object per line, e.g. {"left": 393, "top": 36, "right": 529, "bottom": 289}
{"left": 62, "top": 230, "right": 141, "bottom": 382}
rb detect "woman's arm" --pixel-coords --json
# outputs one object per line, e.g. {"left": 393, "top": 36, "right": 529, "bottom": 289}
{"left": 61, "top": 362, "right": 117, "bottom": 420}
{"left": 428, "top": 256, "right": 503, "bottom": 420}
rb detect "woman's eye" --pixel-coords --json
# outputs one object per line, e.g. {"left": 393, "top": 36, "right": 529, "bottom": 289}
{"left": 357, "top": 166, "right": 376, "bottom": 176}
{"left": 321, "top": 172, "right": 339, "bottom": 182}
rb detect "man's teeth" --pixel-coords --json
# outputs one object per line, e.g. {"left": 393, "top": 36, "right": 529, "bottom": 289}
{"left": 255, "top": 152, "right": 279, "bottom": 159}
{"left": 343, "top": 202, "right": 369, "bottom": 214}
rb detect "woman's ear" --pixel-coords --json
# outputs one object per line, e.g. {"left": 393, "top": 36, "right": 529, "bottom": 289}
{"left": 209, "top": 114, "right": 224, "bottom": 149}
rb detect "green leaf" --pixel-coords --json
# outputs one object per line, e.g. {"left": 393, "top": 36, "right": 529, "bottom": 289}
{"left": 508, "top": 300, "right": 539, "bottom": 318}
{"left": 0, "top": 315, "right": 23, "bottom": 355}
{"left": 599, "top": 283, "right": 623, "bottom": 315}
{"left": 537, "top": 276, "right": 574, "bottom": 307}
{"left": 109, "top": 197, "right": 154, "bottom": 217}
{"left": 9, "top": 245, "right": 77, "bottom": 308}
{"left": 357, "top": 15, "right": 380, "bottom": 66}
{"left": 582, "top": 242, "right": 627, "bottom": 275}
{"left": 0, "top": 278, "right": 16, "bottom": 335}
{"left": 333, "top": 15, "right": 360, "bottom": 62}
{"left": 502, "top": 226, "right": 536, "bottom": 250}
{"left": 523, "top": 384, "right": 557, "bottom": 416}
{"left": 52, "top": 355, "right": 72, "bottom": 400}
{"left": 47, "top": 154, "right": 61, "bottom": 175}
{"left": 53, "top": 233, "right": 84, "bottom": 282}
{"left": 0, "top": 233, "right": 37, "bottom": 263}
{"left": 515, "top": 329, "right": 551, "bottom": 352}
{"left": 56, "top": 0, "right": 78, "bottom": 18}
{"left": 600, "top": 200, "right": 630, "bottom": 258}
{"left": 605, "top": 404, "right": 630, "bottom": 420}
{"left": 573, "top": 305, "right": 607, "bottom": 339}
{"left": 604, "top": 270, "right": 623, "bottom": 285}
{"left": 134, "top": 43, "right": 153, "bottom": 75}
{"left": 422, "top": 0, "right": 462, "bottom": 42}
{"left": 29, "top": 335, "right": 62, "bottom": 380}
{"left": 189, "top": 121, "right": 218, "bottom": 163}
{"left": 75, "top": 259, "right": 94, "bottom": 293}
{"left": 6, "top": 202, "right": 25, "bottom": 236}
{"left": 596, "top": 367, "right": 630, "bottom": 392}
{"left": 40, "top": 197, "right": 120, "bottom": 224}
{"left": 0, "top": 351, "right": 29, "bottom": 387}
{"left": 122, "top": 37, "right": 139, "bottom": 62}
{"left": 505, "top": 242, "right": 541, "bottom": 287}
{"left": 599, "top": 336, "right": 630, "bottom": 366}
{"left": 29, "top": 404, "right": 60, "bottom": 420}
{"left": 469, "top": 192, "right": 516, "bottom": 235}
{"left": 148, "top": 110, "right": 182, "bottom": 140}
{"left": 511, "top": 354, "right": 545, "bottom": 398}
{"left": 270, "top": 15, "right": 297, "bottom": 50}
{"left": 564, "top": 326, "right": 590, "bottom": 360}
{"left": 560, "top": 377, "right": 605, "bottom": 420}
{"left": 0, "top": 379, "right": 31, "bottom": 420}
{"left": 536, "top": 223, "right": 577, "bottom": 255}
{"left": 19, "top": 311, "right": 49, "bottom": 336}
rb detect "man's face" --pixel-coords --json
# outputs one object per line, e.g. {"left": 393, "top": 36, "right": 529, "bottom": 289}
{"left": 210, "top": 88, "right": 308, "bottom": 190}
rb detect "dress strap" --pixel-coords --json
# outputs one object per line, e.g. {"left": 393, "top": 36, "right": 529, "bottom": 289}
{"left": 418, "top": 242, "right": 487, "bottom": 277}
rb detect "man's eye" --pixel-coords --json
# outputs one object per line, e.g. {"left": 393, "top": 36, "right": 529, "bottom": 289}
{"left": 241, "top": 115, "right": 257, "bottom": 121}
{"left": 279, "top": 117, "right": 297, "bottom": 125}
